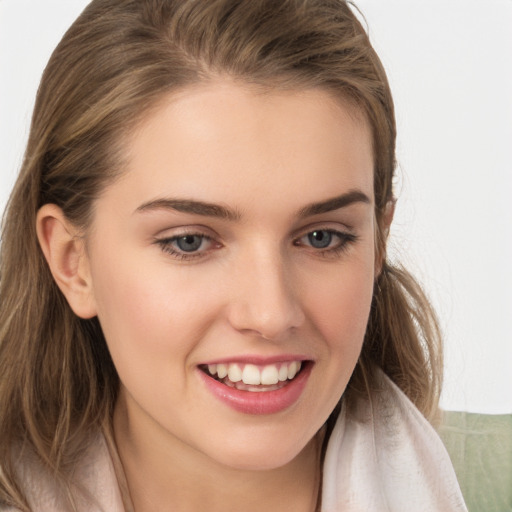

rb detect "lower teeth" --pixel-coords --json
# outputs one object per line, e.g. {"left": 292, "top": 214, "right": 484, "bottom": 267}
{"left": 221, "top": 376, "right": 288, "bottom": 392}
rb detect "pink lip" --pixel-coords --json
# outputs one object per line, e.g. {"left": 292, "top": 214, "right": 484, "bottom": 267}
{"left": 197, "top": 362, "right": 312, "bottom": 415}
{"left": 200, "top": 354, "right": 310, "bottom": 366}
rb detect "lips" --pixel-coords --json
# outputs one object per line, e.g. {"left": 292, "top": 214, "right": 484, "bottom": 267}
{"left": 197, "top": 358, "right": 312, "bottom": 414}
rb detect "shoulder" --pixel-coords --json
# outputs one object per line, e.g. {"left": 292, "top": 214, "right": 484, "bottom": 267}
{"left": 7, "top": 433, "right": 125, "bottom": 512}
{"left": 321, "top": 368, "right": 468, "bottom": 512}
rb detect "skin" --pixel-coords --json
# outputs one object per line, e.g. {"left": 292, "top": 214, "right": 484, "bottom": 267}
{"left": 38, "top": 81, "right": 378, "bottom": 511}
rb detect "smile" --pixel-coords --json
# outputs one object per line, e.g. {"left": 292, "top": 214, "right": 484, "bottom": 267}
{"left": 197, "top": 359, "right": 312, "bottom": 415}
{"left": 202, "top": 361, "right": 303, "bottom": 391}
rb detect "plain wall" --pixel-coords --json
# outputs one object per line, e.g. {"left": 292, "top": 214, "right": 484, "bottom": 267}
{"left": 1, "top": 0, "right": 511, "bottom": 413}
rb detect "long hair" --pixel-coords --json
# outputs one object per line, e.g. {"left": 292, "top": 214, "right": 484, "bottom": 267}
{"left": 0, "top": 0, "right": 442, "bottom": 509}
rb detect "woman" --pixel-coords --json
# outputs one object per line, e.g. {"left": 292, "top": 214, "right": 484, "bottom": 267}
{"left": 0, "top": 0, "right": 467, "bottom": 510}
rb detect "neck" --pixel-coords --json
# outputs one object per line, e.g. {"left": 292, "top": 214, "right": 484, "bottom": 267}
{"left": 112, "top": 394, "right": 323, "bottom": 512}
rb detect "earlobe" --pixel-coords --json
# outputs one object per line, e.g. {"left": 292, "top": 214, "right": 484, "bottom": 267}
{"left": 36, "top": 204, "right": 97, "bottom": 319}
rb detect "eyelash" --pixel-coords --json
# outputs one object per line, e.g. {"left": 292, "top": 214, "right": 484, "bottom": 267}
{"left": 155, "top": 228, "right": 358, "bottom": 261}
{"left": 294, "top": 229, "right": 358, "bottom": 258}
{"left": 155, "top": 232, "right": 217, "bottom": 261}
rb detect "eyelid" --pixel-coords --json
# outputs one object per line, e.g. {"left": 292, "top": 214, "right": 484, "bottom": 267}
{"left": 153, "top": 227, "right": 223, "bottom": 261}
{"left": 152, "top": 223, "right": 218, "bottom": 239}
{"left": 294, "top": 228, "right": 353, "bottom": 246}
{"left": 292, "top": 224, "right": 359, "bottom": 256}
{"left": 292, "top": 220, "right": 355, "bottom": 239}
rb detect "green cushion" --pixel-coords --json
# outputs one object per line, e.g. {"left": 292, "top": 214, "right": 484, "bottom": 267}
{"left": 439, "top": 411, "right": 512, "bottom": 512}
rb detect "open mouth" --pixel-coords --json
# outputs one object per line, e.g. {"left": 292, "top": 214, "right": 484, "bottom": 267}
{"left": 199, "top": 361, "right": 307, "bottom": 393}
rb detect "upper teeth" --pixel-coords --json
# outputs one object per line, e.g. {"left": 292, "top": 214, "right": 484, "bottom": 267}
{"left": 207, "top": 361, "right": 302, "bottom": 386}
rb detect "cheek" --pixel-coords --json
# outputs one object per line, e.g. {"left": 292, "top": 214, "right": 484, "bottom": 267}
{"left": 89, "top": 253, "right": 220, "bottom": 365}
{"left": 303, "top": 256, "right": 375, "bottom": 357}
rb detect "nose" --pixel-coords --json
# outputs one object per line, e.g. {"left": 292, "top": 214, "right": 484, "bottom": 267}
{"left": 226, "top": 248, "right": 305, "bottom": 341}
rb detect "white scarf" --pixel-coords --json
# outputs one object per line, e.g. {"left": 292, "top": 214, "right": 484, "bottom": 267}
{"left": 9, "top": 370, "right": 467, "bottom": 511}
{"left": 321, "top": 369, "right": 467, "bottom": 511}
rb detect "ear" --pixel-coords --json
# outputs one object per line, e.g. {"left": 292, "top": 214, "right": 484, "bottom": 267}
{"left": 381, "top": 198, "right": 395, "bottom": 240}
{"left": 375, "top": 199, "right": 396, "bottom": 277}
{"left": 36, "top": 204, "right": 97, "bottom": 319}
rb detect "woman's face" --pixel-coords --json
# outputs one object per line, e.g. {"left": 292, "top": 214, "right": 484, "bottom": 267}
{"left": 84, "top": 81, "right": 376, "bottom": 470}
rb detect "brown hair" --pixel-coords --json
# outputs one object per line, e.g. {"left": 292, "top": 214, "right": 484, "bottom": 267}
{"left": 0, "top": 0, "right": 442, "bottom": 509}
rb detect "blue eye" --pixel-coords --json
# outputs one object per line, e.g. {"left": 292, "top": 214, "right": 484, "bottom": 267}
{"left": 156, "top": 232, "right": 216, "bottom": 260}
{"left": 175, "top": 234, "right": 204, "bottom": 252}
{"left": 295, "top": 228, "right": 357, "bottom": 256}
{"left": 307, "top": 230, "right": 333, "bottom": 249}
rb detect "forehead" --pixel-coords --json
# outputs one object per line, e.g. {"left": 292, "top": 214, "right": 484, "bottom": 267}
{"left": 106, "top": 81, "right": 374, "bottom": 217}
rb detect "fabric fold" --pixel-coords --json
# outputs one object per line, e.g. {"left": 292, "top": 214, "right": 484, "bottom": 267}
{"left": 322, "top": 369, "right": 468, "bottom": 511}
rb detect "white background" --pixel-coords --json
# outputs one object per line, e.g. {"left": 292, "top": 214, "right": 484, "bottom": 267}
{"left": 1, "top": 1, "right": 511, "bottom": 413}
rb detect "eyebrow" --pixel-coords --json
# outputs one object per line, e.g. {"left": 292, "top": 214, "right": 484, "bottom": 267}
{"left": 135, "top": 198, "right": 242, "bottom": 221}
{"left": 135, "top": 189, "right": 371, "bottom": 221}
{"left": 298, "top": 190, "right": 371, "bottom": 217}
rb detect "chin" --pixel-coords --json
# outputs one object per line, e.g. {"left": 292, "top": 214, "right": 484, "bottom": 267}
{"left": 204, "top": 431, "right": 315, "bottom": 472}
{"left": 217, "top": 452, "right": 299, "bottom": 472}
